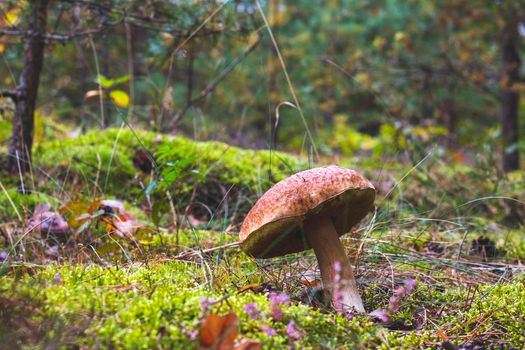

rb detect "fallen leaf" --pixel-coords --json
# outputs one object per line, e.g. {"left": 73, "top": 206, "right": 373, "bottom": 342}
{"left": 200, "top": 312, "right": 238, "bottom": 350}
{"left": 436, "top": 327, "right": 449, "bottom": 341}
{"left": 100, "top": 199, "right": 125, "bottom": 211}
{"left": 60, "top": 200, "right": 101, "bottom": 229}
{"left": 84, "top": 90, "right": 104, "bottom": 99}
{"left": 369, "top": 308, "right": 391, "bottom": 323}
{"left": 132, "top": 149, "right": 155, "bottom": 173}
{"left": 234, "top": 339, "right": 261, "bottom": 350}
{"left": 238, "top": 284, "right": 260, "bottom": 293}
{"left": 27, "top": 203, "right": 70, "bottom": 239}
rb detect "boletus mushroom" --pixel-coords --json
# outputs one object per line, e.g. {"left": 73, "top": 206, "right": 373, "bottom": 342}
{"left": 239, "top": 165, "right": 375, "bottom": 313}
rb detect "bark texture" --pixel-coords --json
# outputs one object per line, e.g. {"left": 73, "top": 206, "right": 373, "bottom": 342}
{"left": 500, "top": 13, "right": 521, "bottom": 172}
{"left": 7, "top": 0, "right": 48, "bottom": 174}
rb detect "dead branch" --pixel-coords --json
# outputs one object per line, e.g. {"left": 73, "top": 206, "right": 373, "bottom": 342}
{"left": 0, "top": 90, "right": 19, "bottom": 102}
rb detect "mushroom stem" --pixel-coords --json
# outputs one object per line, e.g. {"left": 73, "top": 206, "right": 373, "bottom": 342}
{"left": 304, "top": 215, "right": 365, "bottom": 313}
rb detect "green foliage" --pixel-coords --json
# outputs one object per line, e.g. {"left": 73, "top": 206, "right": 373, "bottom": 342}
{"left": 324, "top": 115, "right": 449, "bottom": 158}
{"left": 0, "top": 188, "right": 61, "bottom": 222}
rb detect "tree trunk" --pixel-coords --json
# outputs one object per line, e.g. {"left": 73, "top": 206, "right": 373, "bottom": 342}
{"left": 441, "top": 98, "right": 458, "bottom": 149}
{"left": 500, "top": 13, "right": 520, "bottom": 172}
{"left": 7, "top": 0, "right": 48, "bottom": 175}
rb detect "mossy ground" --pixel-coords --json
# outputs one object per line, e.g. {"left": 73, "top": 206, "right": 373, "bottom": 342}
{"left": 0, "top": 129, "right": 524, "bottom": 349}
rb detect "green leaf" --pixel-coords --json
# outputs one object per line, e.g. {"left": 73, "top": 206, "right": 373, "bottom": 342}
{"left": 151, "top": 200, "right": 165, "bottom": 227}
{"left": 96, "top": 75, "right": 114, "bottom": 89}
{"left": 145, "top": 180, "right": 158, "bottom": 197}
{"left": 114, "top": 75, "right": 130, "bottom": 85}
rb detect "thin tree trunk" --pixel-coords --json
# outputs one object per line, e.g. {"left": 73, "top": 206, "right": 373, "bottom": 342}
{"left": 7, "top": 0, "right": 48, "bottom": 174}
{"left": 101, "top": 31, "right": 111, "bottom": 128}
{"left": 441, "top": 98, "right": 458, "bottom": 149}
{"left": 500, "top": 13, "right": 520, "bottom": 172}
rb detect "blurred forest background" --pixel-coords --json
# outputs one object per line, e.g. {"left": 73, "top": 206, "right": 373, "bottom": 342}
{"left": 1, "top": 2, "right": 525, "bottom": 348}
{"left": 0, "top": 0, "right": 524, "bottom": 171}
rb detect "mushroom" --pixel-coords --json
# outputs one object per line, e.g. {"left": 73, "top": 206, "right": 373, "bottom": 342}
{"left": 239, "top": 165, "right": 375, "bottom": 313}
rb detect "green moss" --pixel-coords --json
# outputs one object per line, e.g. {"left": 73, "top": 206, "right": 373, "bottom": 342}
{"left": 3, "top": 234, "right": 524, "bottom": 350}
{"left": 0, "top": 261, "right": 385, "bottom": 349}
{"left": 33, "top": 128, "right": 153, "bottom": 197}
{"left": 0, "top": 117, "right": 12, "bottom": 148}
{"left": 0, "top": 188, "right": 62, "bottom": 222}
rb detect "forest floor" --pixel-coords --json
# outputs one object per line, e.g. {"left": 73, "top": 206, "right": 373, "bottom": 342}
{"left": 0, "top": 128, "right": 524, "bottom": 349}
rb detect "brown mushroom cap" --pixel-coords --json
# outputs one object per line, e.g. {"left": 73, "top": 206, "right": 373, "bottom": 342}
{"left": 239, "top": 165, "right": 375, "bottom": 258}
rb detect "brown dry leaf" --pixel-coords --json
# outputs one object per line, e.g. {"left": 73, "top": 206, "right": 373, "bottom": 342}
{"left": 234, "top": 339, "right": 261, "bottom": 350}
{"left": 436, "top": 328, "right": 449, "bottom": 341}
{"left": 238, "top": 284, "right": 260, "bottom": 294}
{"left": 27, "top": 203, "right": 70, "bottom": 239}
{"left": 84, "top": 90, "right": 104, "bottom": 99}
{"left": 300, "top": 277, "right": 320, "bottom": 288}
{"left": 199, "top": 312, "right": 238, "bottom": 350}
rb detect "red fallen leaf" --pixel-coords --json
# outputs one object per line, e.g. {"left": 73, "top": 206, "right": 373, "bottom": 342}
{"left": 60, "top": 199, "right": 140, "bottom": 237}
{"left": 452, "top": 150, "right": 465, "bottom": 162}
{"left": 199, "top": 312, "right": 238, "bottom": 350}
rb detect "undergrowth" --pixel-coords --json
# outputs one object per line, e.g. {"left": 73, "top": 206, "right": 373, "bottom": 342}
{"left": 0, "top": 128, "right": 524, "bottom": 349}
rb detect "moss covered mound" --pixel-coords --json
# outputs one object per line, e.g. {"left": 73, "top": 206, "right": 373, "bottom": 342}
{"left": 34, "top": 128, "right": 305, "bottom": 195}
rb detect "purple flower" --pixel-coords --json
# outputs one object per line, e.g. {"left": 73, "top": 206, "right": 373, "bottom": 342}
{"left": 261, "top": 325, "right": 277, "bottom": 337}
{"left": 243, "top": 302, "right": 261, "bottom": 320}
{"left": 269, "top": 291, "right": 290, "bottom": 321}
{"left": 54, "top": 273, "right": 62, "bottom": 283}
{"left": 199, "top": 296, "right": 214, "bottom": 313}
{"left": 388, "top": 295, "right": 401, "bottom": 313}
{"left": 333, "top": 288, "right": 343, "bottom": 306}
{"left": 187, "top": 329, "right": 198, "bottom": 340}
{"left": 369, "top": 308, "right": 391, "bottom": 323}
{"left": 286, "top": 320, "right": 303, "bottom": 340}
{"left": 333, "top": 261, "right": 342, "bottom": 273}
{"left": 180, "top": 323, "right": 198, "bottom": 340}
{"left": 394, "top": 285, "right": 406, "bottom": 297}
{"left": 270, "top": 305, "right": 284, "bottom": 321}
{"left": 0, "top": 251, "right": 8, "bottom": 261}
{"left": 269, "top": 292, "right": 290, "bottom": 306}
{"left": 404, "top": 278, "right": 417, "bottom": 295}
